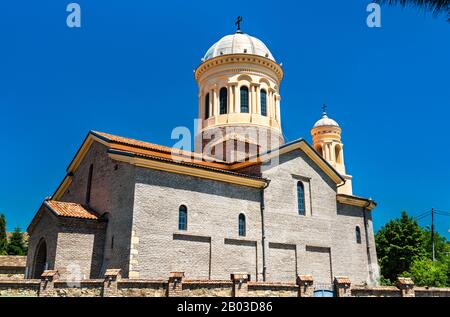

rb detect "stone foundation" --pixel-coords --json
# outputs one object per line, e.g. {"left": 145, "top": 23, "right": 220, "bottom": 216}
{"left": 0, "top": 271, "right": 449, "bottom": 297}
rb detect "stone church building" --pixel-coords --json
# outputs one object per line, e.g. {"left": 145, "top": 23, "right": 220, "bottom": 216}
{"left": 25, "top": 26, "right": 379, "bottom": 287}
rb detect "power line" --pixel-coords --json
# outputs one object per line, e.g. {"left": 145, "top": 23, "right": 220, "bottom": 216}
{"left": 412, "top": 210, "right": 431, "bottom": 220}
{"left": 412, "top": 209, "right": 431, "bottom": 216}
{"left": 413, "top": 210, "right": 431, "bottom": 221}
{"left": 415, "top": 213, "right": 431, "bottom": 221}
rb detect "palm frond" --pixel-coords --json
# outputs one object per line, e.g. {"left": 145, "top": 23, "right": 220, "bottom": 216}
{"left": 376, "top": 0, "right": 450, "bottom": 21}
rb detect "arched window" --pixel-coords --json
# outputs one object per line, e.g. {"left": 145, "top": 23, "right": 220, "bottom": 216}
{"left": 315, "top": 145, "right": 323, "bottom": 157}
{"left": 335, "top": 145, "right": 342, "bottom": 164}
{"left": 239, "top": 214, "right": 246, "bottom": 236}
{"left": 356, "top": 226, "right": 361, "bottom": 244}
{"left": 297, "top": 181, "right": 305, "bottom": 216}
{"left": 219, "top": 87, "right": 228, "bottom": 115}
{"left": 260, "top": 89, "right": 267, "bottom": 116}
{"left": 178, "top": 205, "right": 187, "bottom": 231}
{"left": 205, "top": 93, "right": 210, "bottom": 119}
{"left": 86, "top": 164, "right": 93, "bottom": 204}
{"left": 274, "top": 95, "right": 277, "bottom": 119}
{"left": 240, "top": 86, "right": 249, "bottom": 113}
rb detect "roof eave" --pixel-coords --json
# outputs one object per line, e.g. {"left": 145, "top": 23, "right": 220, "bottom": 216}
{"left": 255, "top": 138, "right": 345, "bottom": 185}
{"left": 107, "top": 149, "right": 268, "bottom": 189}
{"left": 336, "top": 194, "right": 377, "bottom": 211}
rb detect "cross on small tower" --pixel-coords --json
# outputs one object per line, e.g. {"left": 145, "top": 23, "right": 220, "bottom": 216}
{"left": 322, "top": 103, "right": 327, "bottom": 115}
{"left": 235, "top": 16, "right": 243, "bottom": 33}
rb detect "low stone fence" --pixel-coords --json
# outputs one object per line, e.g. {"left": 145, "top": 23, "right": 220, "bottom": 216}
{"left": 414, "top": 287, "right": 450, "bottom": 297}
{"left": 351, "top": 286, "right": 402, "bottom": 297}
{"left": 0, "top": 269, "right": 449, "bottom": 297}
{"left": 0, "top": 280, "right": 40, "bottom": 297}
{"left": 0, "top": 256, "right": 26, "bottom": 280}
{"left": 117, "top": 279, "right": 167, "bottom": 297}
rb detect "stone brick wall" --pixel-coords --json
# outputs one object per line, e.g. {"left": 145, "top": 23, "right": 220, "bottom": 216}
{"left": 60, "top": 141, "right": 136, "bottom": 277}
{"left": 261, "top": 150, "right": 377, "bottom": 285}
{"left": 54, "top": 218, "right": 106, "bottom": 279}
{"left": 335, "top": 203, "right": 379, "bottom": 285}
{"left": 128, "top": 149, "right": 378, "bottom": 285}
{"left": 27, "top": 137, "right": 379, "bottom": 285}
{"left": 26, "top": 211, "right": 106, "bottom": 280}
{"left": 131, "top": 167, "right": 262, "bottom": 281}
{"left": 26, "top": 211, "right": 59, "bottom": 278}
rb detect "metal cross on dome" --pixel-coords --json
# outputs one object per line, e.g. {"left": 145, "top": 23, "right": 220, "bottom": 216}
{"left": 235, "top": 16, "right": 243, "bottom": 33}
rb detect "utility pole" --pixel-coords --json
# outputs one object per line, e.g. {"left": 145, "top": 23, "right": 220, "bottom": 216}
{"left": 431, "top": 208, "right": 435, "bottom": 261}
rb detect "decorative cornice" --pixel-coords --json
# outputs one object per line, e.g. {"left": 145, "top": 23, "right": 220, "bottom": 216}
{"left": 195, "top": 54, "right": 284, "bottom": 82}
{"left": 199, "top": 67, "right": 280, "bottom": 87}
{"left": 200, "top": 121, "right": 283, "bottom": 134}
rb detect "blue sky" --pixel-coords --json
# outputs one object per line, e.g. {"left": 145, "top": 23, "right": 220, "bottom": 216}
{"left": 1, "top": 1, "right": 449, "bottom": 238}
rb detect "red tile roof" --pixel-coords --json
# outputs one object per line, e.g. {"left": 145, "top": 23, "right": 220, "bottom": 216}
{"left": 44, "top": 200, "right": 99, "bottom": 220}
{"left": 397, "top": 277, "right": 414, "bottom": 286}
{"left": 93, "top": 131, "right": 188, "bottom": 157}
{"left": 91, "top": 130, "right": 263, "bottom": 179}
{"left": 122, "top": 150, "right": 264, "bottom": 180}
{"left": 334, "top": 276, "right": 352, "bottom": 284}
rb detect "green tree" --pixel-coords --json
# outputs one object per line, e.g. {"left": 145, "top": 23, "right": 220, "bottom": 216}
{"left": 443, "top": 255, "right": 450, "bottom": 286}
{"left": 375, "top": 211, "right": 427, "bottom": 282}
{"left": 6, "top": 228, "right": 27, "bottom": 256}
{"left": 421, "top": 228, "right": 450, "bottom": 261}
{"left": 403, "top": 259, "right": 448, "bottom": 287}
{"left": 0, "top": 214, "right": 7, "bottom": 255}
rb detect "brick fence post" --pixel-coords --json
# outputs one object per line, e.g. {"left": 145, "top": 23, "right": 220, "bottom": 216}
{"left": 396, "top": 277, "right": 415, "bottom": 297}
{"left": 231, "top": 273, "right": 250, "bottom": 297}
{"left": 103, "top": 269, "right": 122, "bottom": 297}
{"left": 296, "top": 275, "right": 314, "bottom": 297}
{"left": 39, "top": 270, "right": 59, "bottom": 297}
{"left": 167, "top": 272, "right": 184, "bottom": 297}
{"left": 334, "top": 276, "right": 351, "bottom": 297}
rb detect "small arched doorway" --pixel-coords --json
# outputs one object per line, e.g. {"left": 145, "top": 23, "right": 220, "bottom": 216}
{"left": 32, "top": 239, "right": 47, "bottom": 278}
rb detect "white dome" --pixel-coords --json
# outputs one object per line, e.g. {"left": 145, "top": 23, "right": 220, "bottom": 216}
{"left": 313, "top": 112, "right": 340, "bottom": 128}
{"left": 203, "top": 33, "right": 275, "bottom": 62}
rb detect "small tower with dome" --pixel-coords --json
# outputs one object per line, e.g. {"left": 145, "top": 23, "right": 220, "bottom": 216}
{"left": 311, "top": 106, "right": 353, "bottom": 195}
{"left": 194, "top": 18, "right": 284, "bottom": 162}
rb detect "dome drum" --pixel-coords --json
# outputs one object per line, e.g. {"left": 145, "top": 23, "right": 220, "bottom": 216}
{"left": 194, "top": 31, "right": 284, "bottom": 162}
